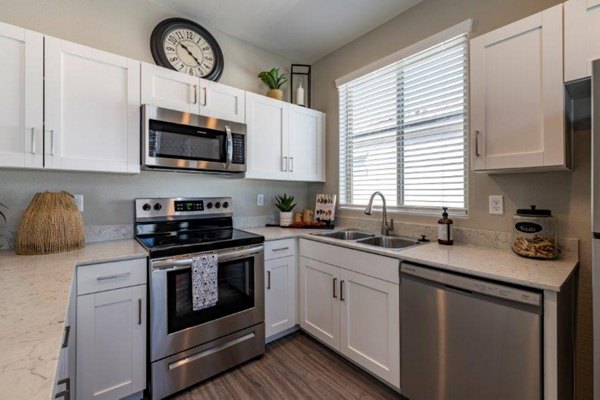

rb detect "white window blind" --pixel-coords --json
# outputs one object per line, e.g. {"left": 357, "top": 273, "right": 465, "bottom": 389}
{"left": 338, "top": 34, "right": 468, "bottom": 213}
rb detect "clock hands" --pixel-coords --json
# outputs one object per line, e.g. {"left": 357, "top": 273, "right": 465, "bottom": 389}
{"left": 179, "top": 43, "right": 201, "bottom": 66}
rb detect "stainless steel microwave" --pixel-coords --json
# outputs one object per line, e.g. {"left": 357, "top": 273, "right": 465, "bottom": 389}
{"left": 141, "top": 105, "right": 246, "bottom": 174}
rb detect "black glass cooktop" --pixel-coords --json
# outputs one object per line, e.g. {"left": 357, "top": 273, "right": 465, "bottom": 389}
{"left": 136, "top": 223, "right": 264, "bottom": 258}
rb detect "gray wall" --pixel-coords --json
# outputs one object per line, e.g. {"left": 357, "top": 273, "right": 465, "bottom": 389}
{"left": 0, "top": 0, "right": 311, "bottom": 235}
{"left": 310, "top": 0, "right": 593, "bottom": 397}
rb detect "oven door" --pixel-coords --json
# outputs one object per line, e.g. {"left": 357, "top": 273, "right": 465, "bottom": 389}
{"left": 142, "top": 105, "right": 246, "bottom": 173}
{"left": 150, "top": 245, "right": 264, "bottom": 362}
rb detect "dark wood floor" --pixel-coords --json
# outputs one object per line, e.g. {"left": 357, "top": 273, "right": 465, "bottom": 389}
{"left": 173, "top": 331, "right": 402, "bottom": 399}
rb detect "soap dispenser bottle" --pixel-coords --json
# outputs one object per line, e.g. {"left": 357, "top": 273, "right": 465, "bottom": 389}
{"left": 437, "top": 207, "right": 454, "bottom": 245}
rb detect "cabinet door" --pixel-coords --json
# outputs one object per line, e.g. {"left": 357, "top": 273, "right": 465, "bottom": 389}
{"left": 245, "top": 92, "right": 288, "bottom": 180}
{"left": 200, "top": 80, "right": 245, "bottom": 123}
{"left": 45, "top": 38, "right": 141, "bottom": 173}
{"left": 565, "top": 0, "right": 600, "bottom": 81}
{"left": 141, "top": 62, "right": 200, "bottom": 114}
{"left": 288, "top": 105, "right": 325, "bottom": 182}
{"left": 299, "top": 257, "right": 340, "bottom": 349}
{"left": 0, "top": 22, "right": 43, "bottom": 168}
{"left": 77, "top": 285, "right": 146, "bottom": 400}
{"left": 339, "top": 269, "right": 400, "bottom": 389}
{"left": 265, "top": 255, "right": 296, "bottom": 338}
{"left": 470, "top": 4, "right": 565, "bottom": 171}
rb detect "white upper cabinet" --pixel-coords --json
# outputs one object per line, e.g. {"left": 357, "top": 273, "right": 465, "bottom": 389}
{"left": 45, "top": 38, "right": 141, "bottom": 173}
{"left": 288, "top": 105, "right": 325, "bottom": 182}
{"left": 246, "top": 92, "right": 326, "bottom": 182}
{"left": 0, "top": 22, "right": 43, "bottom": 169}
{"left": 200, "top": 79, "right": 246, "bottom": 123}
{"left": 245, "top": 92, "right": 289, "bottom": 180}
{"left": 565, "top": 0, "right": 600, "bottom": 82}
{"left": 141, "top": 62, "right": 200, "bottom": 114}
{"left": 470, "top": 4, "right": 567, "bottom": 172}
{"left": 141, "top": 63, "right": 245, "bottom": 123}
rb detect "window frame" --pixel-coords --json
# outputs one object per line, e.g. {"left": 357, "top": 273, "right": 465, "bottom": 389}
{"left": 336, "top": 21, "right": 472, "bottom": 216}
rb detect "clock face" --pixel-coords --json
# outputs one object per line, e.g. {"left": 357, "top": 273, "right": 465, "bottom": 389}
{"left": 151, "top": 18, "right": 224, "bottom": 81}
{"left": 162, "top": 28, "right": 215, "bottom": 77}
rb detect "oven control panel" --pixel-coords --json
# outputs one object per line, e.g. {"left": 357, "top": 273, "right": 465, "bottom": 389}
{"left": 135, "top": 197, "right": 232, "bottom": 220}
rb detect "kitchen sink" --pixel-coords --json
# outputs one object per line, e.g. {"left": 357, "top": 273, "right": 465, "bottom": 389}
{"left": 356, "top": 236, "right": 421, "bottom": 249}
{"left": 315, "top": 230, "right": 376, "bottom": 240}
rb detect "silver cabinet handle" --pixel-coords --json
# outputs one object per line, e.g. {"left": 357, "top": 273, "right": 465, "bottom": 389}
{"left": 30, "top": 127, "right": 36, "bottom": 154}
{"left": 203, "top": 87, "right": 208, "bottom": 106}
{"left": 50, "top": 130, "right": 56, "bottom": 156}
{"left": 272, "top": 247, "right": 289, "bottom": 252}
{"left": 267, "top": 271, "right": 271, "bottom": 290}
{"left": 193, "top": 84, "right": 198, "bottom": 104}
{"left": 138, "top": 298, "right": 142, "bottom": 325}
{"left": 474, "top": 130, "right": 480, "bottom": 157}
{"left": 282, "top": 156, "right": 288, "bottom": 172}
{"left": 340, "top": 280, "right": 345, "bottom": 301}
{"left": 333, "top": 277, "right": 337, "bottom": 299}
{"left": 289, "top": 157, "right": 294, "bottom": 172}
{"left": 96, "top": 272, "right": 131, "bottom": 281}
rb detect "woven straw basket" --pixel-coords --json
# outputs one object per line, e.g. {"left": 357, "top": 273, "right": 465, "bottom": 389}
{"left": 16, "top": 191, "right": 85, "bottom": 255}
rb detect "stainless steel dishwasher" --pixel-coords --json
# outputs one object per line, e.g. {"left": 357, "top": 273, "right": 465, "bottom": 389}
{"left": 400, "top": 263, "right": 543, "bottom": 400}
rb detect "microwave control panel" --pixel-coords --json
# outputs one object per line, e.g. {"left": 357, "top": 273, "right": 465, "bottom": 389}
{"left": 232, "top": 133, "right": 245, "bottom": 164}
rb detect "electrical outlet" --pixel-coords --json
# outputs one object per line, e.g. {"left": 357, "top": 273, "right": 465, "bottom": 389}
{"left": 257, "top": 194, "right": 264, "bottom": 207}
{"left": 489, "top": 195, "right": 503, "bottom": 215}
{"left": 74, "top": 194, "right": 84, "bottom": 212}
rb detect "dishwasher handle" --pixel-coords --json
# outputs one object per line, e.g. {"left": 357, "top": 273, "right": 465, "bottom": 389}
{"left": 400, "top": 262, "right": 542, "bottom": 307}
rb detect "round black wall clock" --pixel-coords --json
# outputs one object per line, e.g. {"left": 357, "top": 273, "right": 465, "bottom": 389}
{"left": 150, "top": 18, "right": 224, "bottom": 81}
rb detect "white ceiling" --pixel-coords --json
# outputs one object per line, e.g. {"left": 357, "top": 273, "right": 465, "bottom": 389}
{"left": 154, "top": 0, "right": 423, "bottom": 63}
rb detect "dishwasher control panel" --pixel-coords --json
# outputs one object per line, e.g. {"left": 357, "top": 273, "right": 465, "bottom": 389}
{"left": 401, "top": 263, "right": 542, "bottom": 307}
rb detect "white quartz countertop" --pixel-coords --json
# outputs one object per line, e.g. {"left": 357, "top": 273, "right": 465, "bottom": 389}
{"left": 242, "top": 226, "right": 578, "bottom": 292}
{"left": 0, "top": 240, "right": 147, "bottom": 400}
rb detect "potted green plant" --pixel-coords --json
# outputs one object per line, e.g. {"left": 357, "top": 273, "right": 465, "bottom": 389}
{"left": 258, "top": 68, "right": 287, "bottom": 100}
{"left": 275, "top": 194, "right": 296, "bottom": 226}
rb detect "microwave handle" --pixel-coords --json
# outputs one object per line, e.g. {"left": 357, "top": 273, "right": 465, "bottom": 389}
{"left": 225, "top": 125, "right": 233, "bottom": 167}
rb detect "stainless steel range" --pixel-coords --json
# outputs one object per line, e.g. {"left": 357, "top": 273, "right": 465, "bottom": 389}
{"left": 135, "top": 197, "right": 265, "bottom": 399}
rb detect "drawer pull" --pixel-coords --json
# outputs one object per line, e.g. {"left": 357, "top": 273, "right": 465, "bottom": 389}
{"left": 267, "top": 271, "right": 271, "bottom": 289}
{"left": 340, "top": 280, "right": 345, "bottom": 301}
{"left": 138, "top": 298, "right": 142, "bottom": 325}
{"left": 96, "top": 272, "right": 131, "bottom": 281}
{"left": 474, "top": 130, "right": 480, "bottom": 157}
{"left": 272, "top": 247, "right": 289, "bottom": 252}
{"left": 333, "top": 277, "right": 337, "bottom": 298}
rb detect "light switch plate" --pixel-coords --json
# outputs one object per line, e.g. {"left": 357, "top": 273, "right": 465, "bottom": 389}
{"left": 74, "top": 194, "right": 84, "bottom": 212}
{"left": 257, "top": 194, "right": 264, "bottom": 207}
{"left": 489, "top": 195, "right": 503, "bottom": 215}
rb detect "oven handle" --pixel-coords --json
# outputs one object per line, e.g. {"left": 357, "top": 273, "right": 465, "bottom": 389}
{"left": 151, "top": 245, "right": 264, "bottom": 271}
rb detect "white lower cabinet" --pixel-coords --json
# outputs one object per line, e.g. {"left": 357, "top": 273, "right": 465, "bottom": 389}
{"left": 264, "top": 239, "right": 297, "bottom": 340}
{"left": 76, "top": 259, "right": 147, "bottom": 400}
{"left": 299, "top": 257, "right": 340, "bottom": 349}
{"left": 339, "top": 268, "right": 399, "bottom": 388}
{"left": 298, "top": 239, "right": 400, "bottom": 389}
{"left": 265, "top": 255, "right": 297, "bottom": 338}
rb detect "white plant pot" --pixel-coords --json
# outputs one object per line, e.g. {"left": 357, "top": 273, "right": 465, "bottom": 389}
{"left": 279, "top": 211, "right": 293, "bottom": 227}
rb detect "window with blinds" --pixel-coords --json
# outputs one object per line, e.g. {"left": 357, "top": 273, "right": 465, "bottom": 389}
{"left": 338, "top": 34, "right": 468, "bottom": 213}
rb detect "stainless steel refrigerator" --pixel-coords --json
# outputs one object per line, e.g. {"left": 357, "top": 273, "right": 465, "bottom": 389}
{"left": 592, "top": 58, "right": 600, "bottom": 400}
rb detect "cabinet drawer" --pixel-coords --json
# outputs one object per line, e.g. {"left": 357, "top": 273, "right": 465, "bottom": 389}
{"left": 265, "top": 239, "right": 296, "bottom": 260}
{"left": 77, "top": 258, "right": 147, "bottom": 295}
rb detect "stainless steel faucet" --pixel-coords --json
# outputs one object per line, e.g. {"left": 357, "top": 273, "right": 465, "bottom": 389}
{"left": 364, "top": 191, "right": 393, "bottom": 235}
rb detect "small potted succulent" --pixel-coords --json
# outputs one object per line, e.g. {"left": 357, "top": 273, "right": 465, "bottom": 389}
{"left": 275, "top": 194, "right": 296, "bottom": 227}
{"left": 258, "top": 67, "right": 287, "bottom": 100}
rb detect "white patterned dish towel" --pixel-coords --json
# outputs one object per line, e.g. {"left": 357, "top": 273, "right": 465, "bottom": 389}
{"left": 191, "top": 254, "right": 218, "bottom": 311}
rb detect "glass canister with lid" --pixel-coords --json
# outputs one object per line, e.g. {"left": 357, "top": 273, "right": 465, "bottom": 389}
{"left": 511, "top": 205, "right": 559, "bottom": 259}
